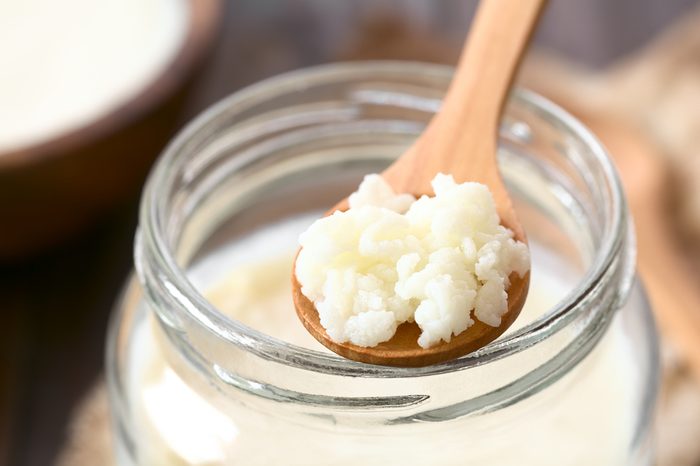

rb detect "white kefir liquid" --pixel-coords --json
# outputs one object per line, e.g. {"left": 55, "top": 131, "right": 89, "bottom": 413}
{"left": 126, "top": 213, "right": 641, "bottom": 465}
{"left": 0, "top": 0, "right": 188, "bottom": 152}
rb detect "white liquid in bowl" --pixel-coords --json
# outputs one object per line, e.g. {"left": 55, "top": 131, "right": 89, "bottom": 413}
{"left": 0, "top": 0, "right": 188, "bottom": 152}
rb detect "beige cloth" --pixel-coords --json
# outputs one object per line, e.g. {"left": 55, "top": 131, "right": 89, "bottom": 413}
{"left": 518, "top": 10, "right": 700, "bottom": 460}
{"left": 58, "top": 6, "right": 700, "bottom": 466}
{"left": 56, "top": 381, "right": 112, "bottom": 466}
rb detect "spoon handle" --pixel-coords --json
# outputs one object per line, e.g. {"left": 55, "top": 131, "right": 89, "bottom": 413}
{"left": 393, "top": 0, "right": 548, "bottom": 197}
{"left": 445, "top": 0, "right": 548, "bottom": 125}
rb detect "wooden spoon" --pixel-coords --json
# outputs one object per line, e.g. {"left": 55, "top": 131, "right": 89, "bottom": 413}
{"left": 292, "top": 0, "right": 546, "bottom": 367}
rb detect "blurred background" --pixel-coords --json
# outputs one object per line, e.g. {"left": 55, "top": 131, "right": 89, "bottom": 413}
{"left": 2, "top": 0, "right": 700, "bottom": 465}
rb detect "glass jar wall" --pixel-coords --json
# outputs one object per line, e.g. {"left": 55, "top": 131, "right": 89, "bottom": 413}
{"left": 106, "top": 62, "right": 659, "bottom": 465}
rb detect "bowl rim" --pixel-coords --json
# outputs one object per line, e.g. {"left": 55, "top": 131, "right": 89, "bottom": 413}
{"left": 0, "top": 0, "right": 223, "bottom": 170}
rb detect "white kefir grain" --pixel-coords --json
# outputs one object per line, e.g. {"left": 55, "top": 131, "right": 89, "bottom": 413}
{"left": 295, "top": 174, "right": 530, "bottom": 348}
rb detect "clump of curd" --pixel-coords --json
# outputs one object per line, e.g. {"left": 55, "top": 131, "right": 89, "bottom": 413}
{"left": 296, "top": 173, "right": 529, "bottom": 348}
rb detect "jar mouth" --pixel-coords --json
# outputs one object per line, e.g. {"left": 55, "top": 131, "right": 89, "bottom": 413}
{"left": 138, "top": 61, "right": 631, "bottom": 378}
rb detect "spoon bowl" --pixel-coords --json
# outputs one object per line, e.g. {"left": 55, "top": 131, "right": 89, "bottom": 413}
{"left": 293, "top": 270, "right": 529, "bottom": 367}
{"left": 293, "top": 0, "right": 545, "bottom": 366}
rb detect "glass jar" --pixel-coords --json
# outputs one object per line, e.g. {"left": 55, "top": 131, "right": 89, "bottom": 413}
{"left": 106, "top": 62, "right": 659, "bottom": 465}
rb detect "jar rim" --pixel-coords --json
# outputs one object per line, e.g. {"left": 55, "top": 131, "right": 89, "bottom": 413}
{"left": 138, "top": 61, "right": 631, "bottom": 378}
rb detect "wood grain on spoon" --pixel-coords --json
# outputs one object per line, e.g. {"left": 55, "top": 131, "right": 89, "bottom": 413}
{"left": 293, "top": 0, "right": 546, "bottom": 367}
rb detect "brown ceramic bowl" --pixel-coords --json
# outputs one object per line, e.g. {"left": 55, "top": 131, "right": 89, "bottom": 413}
{"left": 0, "top": 1, "right": 222, "bottom": 260}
